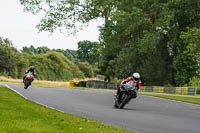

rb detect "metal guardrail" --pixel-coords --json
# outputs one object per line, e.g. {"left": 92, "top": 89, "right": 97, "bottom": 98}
{"left": 76, "top": 80, "right": 197, "bottom": 95}
{"left": 141, "top": 86, "right": 197, "bottom": 95}
{"left": 86, "top": 80, "right": 118, "bottom": 89}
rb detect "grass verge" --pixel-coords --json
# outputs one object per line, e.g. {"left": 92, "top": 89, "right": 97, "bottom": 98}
{"left": 139, "top": 92, "right": 200, "bottom": 105}
{"left": 0, "top": 86, "right": 132, "bottom": 133}
{"left": 0, "top": 76, "right": 94, "bottom": 89}
{"left": 0, "top": 76, "right": 69, "bottom": 88}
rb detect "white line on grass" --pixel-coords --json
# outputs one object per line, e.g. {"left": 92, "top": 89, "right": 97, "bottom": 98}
{"left": 4, "top": 84, "right": 65, "bottom": 113}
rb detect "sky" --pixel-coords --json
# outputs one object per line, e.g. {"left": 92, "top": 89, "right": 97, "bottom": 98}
{"left": 0, "top": 0, "right": 102, "bottom": 50}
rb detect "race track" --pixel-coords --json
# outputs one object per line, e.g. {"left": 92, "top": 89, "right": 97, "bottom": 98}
{"left": 3, "top": 84, "right": 200, "bottom": 133}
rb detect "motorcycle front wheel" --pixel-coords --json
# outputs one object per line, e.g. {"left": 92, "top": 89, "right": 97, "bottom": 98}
{"left": 24, "top": 79, "right": 31, "bottom": 89}
{"left": 114, "top": 95, "right": 119, "bottom": 108}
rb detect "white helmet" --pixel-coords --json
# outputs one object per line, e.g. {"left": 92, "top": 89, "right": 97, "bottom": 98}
{"left": 133, "top": 72, "right": 140, "bottom": 81}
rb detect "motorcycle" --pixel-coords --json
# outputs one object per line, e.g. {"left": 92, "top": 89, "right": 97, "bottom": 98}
{"left": 114, "top": 81, "right": 138, "bottom": 109}
{"left": 24, "top": 72, "right": 34, "bottom": 89}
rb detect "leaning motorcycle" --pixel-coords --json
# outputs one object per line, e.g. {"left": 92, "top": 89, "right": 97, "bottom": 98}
{"left": 114, "top": 81, "right": 138, "bottom": 109}
{"left": 24, "top": 72, "right": 34, "bottom": 89}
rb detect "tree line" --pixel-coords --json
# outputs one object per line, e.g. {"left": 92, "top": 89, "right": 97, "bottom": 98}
{"left": 2, "top": 0, "right": 200, "bottom": 87}
{"left": 0, "top": 37, "right": 100, "bottom": 81}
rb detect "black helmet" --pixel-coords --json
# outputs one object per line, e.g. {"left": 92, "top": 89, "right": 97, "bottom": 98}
{"left": 29, "top": 66, "right": 34, "bottom": 70}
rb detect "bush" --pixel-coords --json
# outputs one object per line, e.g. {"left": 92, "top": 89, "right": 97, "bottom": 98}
{"left": 188, "top": 77, "right": 200, "bottom": 94}
{"left": 28, "top": 52, "right": 84, "bottom": 81}
{"left": 77, "top": 62, "right": 94, "bottom": 78}
{"left": 197, "top": 88, "right": 200, "bottom": 94}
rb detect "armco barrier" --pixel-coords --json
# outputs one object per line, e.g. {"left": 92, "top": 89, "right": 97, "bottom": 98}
{"left": 164, "top": 87, "right": 176, "bottom": 94}
{"left": 78, "top": 81, "right": 86, "bottom": 87}
{"left": 146, "top": 86, "right": 153, "bottom": 92}
{"left": 141, "top": 86, "right": 197, "bottom": 95}
{"left": 85, "top": 80, "right": 118, "bottom": 89}
{"left": 107, "top": 83, "right": 118, "bottom": 89}
{"left": 175, "top": 87, "right": 188, "bottom": 95}
{"left": 188, "top": 87, "right": 196, "bottom": 95}
{"left": 153, "top": 86, "right": 164, "bottom": 93}
{"left": 86, "top": 80, "right": 110, "bottom": 89}
{"left": 79, "top": 80, "right": 197, "bottom": 95}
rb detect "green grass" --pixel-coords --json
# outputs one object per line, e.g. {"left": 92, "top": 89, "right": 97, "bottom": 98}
{"left": 0, "top": 86, "right": 133, "bottom": 133}
{"left": 0, "top": 81, "right": 68, "bottom": 88}
{"left": 0, "top": 81, "right": 115, "bottom": 91}
{"left": 0, "top": 77, "right": 90, "bottom": 89}
{"left": 0, "top": 81, "right": 67, "bottom": 89}
{"left": 140, "top": 92, "right": 200, "bottom": 105}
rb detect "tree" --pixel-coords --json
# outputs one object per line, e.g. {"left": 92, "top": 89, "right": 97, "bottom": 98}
{"left": 99, "top": 0, "right": 200, "bottom": 85}
{"left": 53, "top": 49, "right": 78, "bottom": 63}
{"left": 0, "top": 37, "right": 24, "bottom": 78}
{"left": 168, "top": 0, "right": 200, "bottom": 85}
{"left": 0, "top": 37, "right": 13, "bottom": 47}
{"left": 77, "top": 62, "right": 94, "bottom": 78}
{"left": 77, "top": 40, "right": 101, "bottom": 65}
{"left": 22, "top": 45, "right": 50, "bottom": 54}
{"left": 173, "top": 27, "right": 200, "bottom": 86}
{"left": 36, "top": 46, "right": 50, "bottom": 54}
{"left": 0, "top": 36, "right": 85, "bottom": 80}
{"left": 19, "top": 0, "right": 200, "bottom": 86}
{"left": 21, "top": 45, "right": 37, "bottom": 54}
{"left": 28, "top": 51, "right": 85, "bottom": 80}
{"left": 19, "top": 0, "right": 115, "bottom": 34}
{"left": 99, "top": 0, "right": 174, "bottom": 84}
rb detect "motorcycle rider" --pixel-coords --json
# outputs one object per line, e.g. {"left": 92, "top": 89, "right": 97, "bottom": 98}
{"left": 116, "top": 72, "right": 142, "bottom": 103}
{"left": 23, "top": 66, "right": 36, "bottom": 82}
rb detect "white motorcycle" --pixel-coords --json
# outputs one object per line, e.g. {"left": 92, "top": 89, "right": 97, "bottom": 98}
{"left": 114, "top": 81, "right": 138, "bottom": 109}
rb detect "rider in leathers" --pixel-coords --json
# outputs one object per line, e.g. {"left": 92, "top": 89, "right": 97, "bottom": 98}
{"left": 116, "top": 72, "right": 142, "bottom": 102}
{"left": 23, "top": 66, "right": 36, "bottom": 82}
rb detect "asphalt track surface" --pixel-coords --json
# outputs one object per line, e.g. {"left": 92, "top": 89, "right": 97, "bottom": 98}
{"left": 3, "top": 84, "right": 200, "bottom": 133}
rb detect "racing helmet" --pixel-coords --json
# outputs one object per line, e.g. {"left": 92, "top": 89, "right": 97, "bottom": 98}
{"left": 29, "top": 66, "right": 35, "bottom": 70}
{"left": 133, "top": 72, "right": 140, "bottom": 81}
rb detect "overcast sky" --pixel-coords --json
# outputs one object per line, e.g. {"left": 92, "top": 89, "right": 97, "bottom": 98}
{"left": 0, "top": 0, "right": 102, "bottom": 50}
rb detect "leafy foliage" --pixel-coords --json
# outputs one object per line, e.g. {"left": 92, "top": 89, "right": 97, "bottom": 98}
{"left": 77, "top": 40, "right": 101, "bottom": 65}
{"left": 18, "top": 0, "right": 200, "bottom": 86}
{"left": 22, "top": 45, "right": 51, "bottom": 54}
{"left": 0, "top": 37, "right": 85, "bottom": 80}
{"left": 99, "top": 0, "right": 200, "bottom": 85}
{"left": 29, "top": 52, "right": 84, "bottom": 81}
{"left": 53, "top": 49, "right": 78, "bottom": 63}
{"left": 0, "top": 37, "right": 28, "bottom": 78}
{"left": 188, "top": 77, "right": 200, "bottom": 94}
{"left": 21, "top": 45, "right": 79, "bottom": 63}
{"left": 77, "top": 62, "right": 95, "bottom": 78}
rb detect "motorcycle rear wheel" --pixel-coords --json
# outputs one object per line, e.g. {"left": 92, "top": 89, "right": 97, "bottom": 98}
{"left": 119, "top": 94, "right": 130, "bottom": 109}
